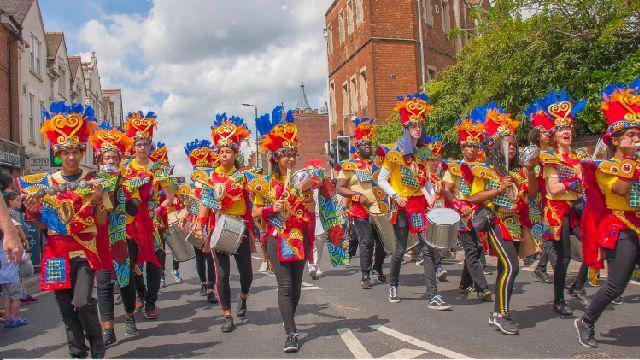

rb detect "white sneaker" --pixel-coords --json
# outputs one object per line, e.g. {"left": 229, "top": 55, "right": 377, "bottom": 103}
{"left": 172, "top": 270, "right": 183, "bottom": 283}
{"left": 258, "top": 261, "right": 269, "bottom": 273}
{"left": 316, "top": 269, "right": 323, "bottom": 277}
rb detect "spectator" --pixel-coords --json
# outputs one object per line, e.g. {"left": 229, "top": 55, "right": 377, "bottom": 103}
{"left": 4, "top": 191, "right": 37, "bottom": 304}
{"left": 0, "top": 190, "right": 26, "bottom": 328}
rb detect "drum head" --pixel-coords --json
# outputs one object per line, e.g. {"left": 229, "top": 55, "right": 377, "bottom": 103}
{"left": 426, "top": 208, "right": 461, "bottom": 225}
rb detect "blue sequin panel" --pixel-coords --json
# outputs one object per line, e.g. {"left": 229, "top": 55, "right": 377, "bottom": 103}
{"left": 45, "top": 257, "right": 67, "bottom": 284}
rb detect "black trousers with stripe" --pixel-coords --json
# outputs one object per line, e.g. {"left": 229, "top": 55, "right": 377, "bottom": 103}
{"left": 486, "top": 223, "right": 519, "bottom": 315}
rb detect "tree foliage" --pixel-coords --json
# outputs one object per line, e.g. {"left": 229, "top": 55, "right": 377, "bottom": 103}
{"left": 376, "top": 0, "right": 640, "bottom": 156}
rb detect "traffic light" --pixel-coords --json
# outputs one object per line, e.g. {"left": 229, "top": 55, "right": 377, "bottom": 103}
{"left": 50, "top": 148, "right": 62, "bottom": 167}
{"left": 337, "top": 135, "right": 350, "bottom": 163}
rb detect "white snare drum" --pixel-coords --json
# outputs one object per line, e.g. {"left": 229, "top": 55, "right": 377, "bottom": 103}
{"left": 369, "top": 204, "right": 419, "bottom": 253}
{"left": 166, "top": 223, "right": 196, "bottom": 262}
{"left": 424, "top": 208, "right": 461, "bottom": 251}
{"left": 210, "top": 214, "right": 245, "bottom": 254}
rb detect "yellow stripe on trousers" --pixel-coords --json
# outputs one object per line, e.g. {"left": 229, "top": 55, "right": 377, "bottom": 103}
{"left": 487, "top": 225, "right": 513, "bottom": 315}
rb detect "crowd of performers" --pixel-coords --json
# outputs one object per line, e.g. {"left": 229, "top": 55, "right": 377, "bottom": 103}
{"left": 14, "top": 76, "right": 640, "bottom": 357}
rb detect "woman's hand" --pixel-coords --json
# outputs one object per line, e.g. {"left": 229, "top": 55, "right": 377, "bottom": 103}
{"left": 499, "top": 177, "right": 515, "bottom": 194}
{"left": 395, "top": 196, "right": 408, "bottom": 207}
{"left": 273, "top": 199, "right": 286, "bottom": 213}
{"left": 91, "top": 183, "right": 104, "bottom": 204}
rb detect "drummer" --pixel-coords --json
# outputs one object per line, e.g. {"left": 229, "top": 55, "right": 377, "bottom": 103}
{"left": 377, "top": 93, "right": 451, "bottom": 310}
{"left": 442, "top": 117, "right": 492, "bottom": 301}
{"left": 424, "top": 136, "right": 449, "bottom": 280}
{"left": 196, "top": 113, "right": 256, "bottom": 333}
{"left": 335, "top": 117, "right": 387, "bottom": 289}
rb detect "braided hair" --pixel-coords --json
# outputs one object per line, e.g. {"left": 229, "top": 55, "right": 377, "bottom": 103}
{"left": 487, "top": 136, "right": 521, "bottom": 177}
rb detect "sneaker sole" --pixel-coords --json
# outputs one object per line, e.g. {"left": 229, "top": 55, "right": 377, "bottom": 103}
{"left": 104, "top": 339, "right": 119, "bottom": 349}
{"left": 574, "top": 319, "right": 598, "bottom": 348}
{"left": 428, "top": 305, "right": 452, "bottom": 311}
{"left": 389, "top": 298, "right": 401, "bottom": 303}
{"left": 437, "top": 273, "right": 448, "bottom": 281}
{"left": 284, "top": 347, "right": 299, "bottom": 353}
{"left": 125, "top": 330, "right": 140, "bottom": 337}
{"left": 477, "top": 292, "right": 493, "bottom": 301}
{"left": 495, "top": 322, "right": 519, "bottom": 335}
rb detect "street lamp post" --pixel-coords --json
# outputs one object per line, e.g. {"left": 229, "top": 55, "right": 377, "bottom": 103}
{"left": 242, "top": 103, "right": 259, "bottom": 169}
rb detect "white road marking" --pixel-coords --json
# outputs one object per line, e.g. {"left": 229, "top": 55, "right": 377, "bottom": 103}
{"left": 251, "top": 256, "right": 263, "bottom": 261}
{"left": 371, "top": 325, "right": 471, "bottom": 359}
{"left": 381, "top": 348, "right": 426, "bottom": 359}
{"left": 338, "top": 328, "right": 372, "bottom": 359}
{"left": 331, "top": 305, "right": 361, "bottom": 311}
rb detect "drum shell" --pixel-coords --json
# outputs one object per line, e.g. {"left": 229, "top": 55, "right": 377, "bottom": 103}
{"left": 209, "top": 214, "right": 245, "bottom": 255}
{"left": 369, "top": 209, "right": 419, "bottom": 253}
{"left": 166, "top": 224, "right": 196, "bottom": 262}
{"left": 425, "top": 208, "right": 460, "bottom": 251}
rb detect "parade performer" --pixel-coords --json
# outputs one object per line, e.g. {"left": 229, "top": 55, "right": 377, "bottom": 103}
{"left": 523, "top": 103, "right": 556, "bottom": 284}
{"left": 576, "top": 78, "right": 640, "bottom": 348}
{"left": 196, "top": 113, "right": 255, "bottom": 333}
{"left": 250, "top": 105, "right": 343, "bottom": 353}
{"left": 335, "top": 117, "right": 387, "bottom": 289}
{"left": 305, "top": 159, "right": 329, "bottom": 280}
{"left": 123, "top": 111, "right": 174, "bottom": 320}
{"left": 463, "top": 101, "right": 527, "bottom": 335}
{"left": 19, "top": 102, "right": 105, "bottom": 358}
{"left": 424, "top": 135, "right": 449, "bottom": 279}
{"left": 535, "top": 90, "right": 590, "bottom": 315}
{"left": 184, "top": 139, "right": 218, "bottom": 303}
{"left": 442, "top": 117, "right": 492, "bottom": 300}
{"left": 377, "top": 93, "right": 450, "bottom": 310}
{"left": 90, "top": 123, "right": 142, "bottom": 347}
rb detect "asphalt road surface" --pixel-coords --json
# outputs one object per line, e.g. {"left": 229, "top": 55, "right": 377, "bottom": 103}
{"left": 1, "top": 250, "right": 639, "bottom": 358}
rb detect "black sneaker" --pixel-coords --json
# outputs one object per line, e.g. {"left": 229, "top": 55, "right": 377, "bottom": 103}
{"left": 207, "top": 292, "right": 218, "bottom": 304}
{"left": 428, "top": 294, "right": 452, "bottom": 311}
{"left": 457, "top": 286, "right": 473, "bottom": 295}
{"left": 284, "top": 333, "right": 300, "bottom": 353}
{"left": 199, "top": 284, "right": 208, "bottom": 296}
{"left": 575, "top": 318, "right": 598, "bottom": 348}
{"left": 533, "top": 269, "right": 552, "bottom": 284}
{"left": 611, "top": 296, "right": 623, "bottom": 305}
{"left": 388, "top": 286, "right": 400, "bottom": 303}
{"left": 493, "top": 313, "right": 519, "bottom": 335}
{"left": 483, "top": 267, "right": 493, "bottom": 275}
{"left": 477, "top": 289, "right": 493, "bottom": 301}
{"left": 553, "top": 300, "right": 573, "bottom": 316}
{"left": 236, "top": 297, "right": 247, "bottom": 318}
{"left": 373, "top": 270, "right": 387, "bottom": 283}
{"left": 102, "top": 328, "right": 117, "bottom": 349}
{"left": 221, "top": 315, "right": 234, "bottom": 332}
{"left": 125, "top": 316, "right": 139, "bottom": 336}
{"left": 569, "top": 289, "right": 590, "bottom": 308}
{"left": 361, "top": 276, "right": 372, "bottom": 289}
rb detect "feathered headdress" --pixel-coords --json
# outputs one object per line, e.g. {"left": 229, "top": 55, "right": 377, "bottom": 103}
{"left": 394, "top": 93, "right": 432, "bottom": 126}
{"left": 455, "top": 118, "right": 484, "bottom": 145}
{"left": 424, "top": 135, "right": 444, "bottom": 160}
{"left": 470, "top": 101, "right": 520, "bottom": 146}
{"left": 211, "top": 113, "right": 250, "bottom": 150}
{"left": 89, "top": 122, "right": 132, "bottom": 158}
{"left": 601, "top": 77, "right": 640, "bottom": 144}
{"left": 184, "top": 139, "right": 218, "bottom": 168}
{"left": 124, "top": 111, "right": 157, "bottom": 141}
{"left": 524, "top": 89, "right": 586, "bottom": 132}
{"left": 353, "top": 117, "right": 374, "bottom": 144}
{"left": 256, "top": 105, "right": 297, "bottom": 159}
{"left": 149, "top": 142, "right": 169, "bottom": 165}
{"left": 41, "top": 101, "right": 97, "bottom": 154}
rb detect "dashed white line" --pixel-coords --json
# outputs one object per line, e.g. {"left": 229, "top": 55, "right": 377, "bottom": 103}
{"left": 338, "top": 328, "right": 373, "bottom": 359}
{"left": 371, "top": 324, "right": 471, "bottom": 359}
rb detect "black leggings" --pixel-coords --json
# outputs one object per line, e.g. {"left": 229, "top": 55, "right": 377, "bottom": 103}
{"left": 266, "top": 234, "right": 306, "bottom": 335}
{"left": 552, "top": 215, "right": 587, "bottom": 302}
{"left": 195, "top": 246, "right": 216, "bottom": 289}
{"left": 213, "top": 232, "right": 253, "bottom": 312}
{"left": 459, "top": 230, "right": 489, "bottom": 291}
{"left": 96, "top": 270, "right": 136, "bottom": 322}
{"left": 486, "top": 224, "right": 519, "bottom": 315}
{"left": 583, "top": 230, "right": 640, "bottom": 325}
{"left": 353, "top": 218, "right": 385, "bottom": 275}
{"left": 128, "top": 240, "right": 162, "bottom": 311}
{"left": 54, "top": 258, "right": 103, "bottom": 358}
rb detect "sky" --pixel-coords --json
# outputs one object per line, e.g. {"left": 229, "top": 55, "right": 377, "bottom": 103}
{"left": 40, "top": 0, "right": 333, "bottom": 176}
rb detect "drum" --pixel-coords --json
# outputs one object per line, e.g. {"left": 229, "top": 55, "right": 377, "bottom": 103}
{"left": 424, "top": 208, "right": 461, "bottom": 251}
{"left": 209, "top": 214, "right": 245, "bottom": 254}
{"left": 519, "top": 145, "right": 540, "bottom": 166}
{"left": 369, "top": 204, "right": 419, "bottom": 253}
{"left": 166, "top": 223, "right": 196, "bottom": 262}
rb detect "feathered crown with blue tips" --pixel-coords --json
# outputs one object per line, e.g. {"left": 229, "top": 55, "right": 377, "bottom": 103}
{"left": 455, "top": 116, "right": 484, "bottom": 145}
{"left": 424, "top": 135, "right": 445, "bottom": 159}
{"left": 210, "top": 113, "right": 250, "bottom": 149}
{"left": 256, "top": 105, "right": 297, "bottom": 156}
{"left": 469, "top": 101, "right": 519, "bottom": 145}
{"left": 524, "top": 89, "right": 586, "bottom": 131}
{"left": 394, "top": 93, "right": 432, "bottom": 125}
{"left": 125, "top": 111, "right": 157, "bottom": 141}
{"left": 149, "top": 141, "right": 169, "bottom": 164}
{"left": 353, "top": 117, "right": 374, "bottom": 143}
{"left": 600, "top": 77, "right": 640, "bottom": 144}
{"left": 41, "top": 101, "right": 97, "bottom": 153}
{"left": 184, "top": 139, "right": 218, "bottom": 168}
{"left": 90, "top": 121, "right": 132, "bottom": 157}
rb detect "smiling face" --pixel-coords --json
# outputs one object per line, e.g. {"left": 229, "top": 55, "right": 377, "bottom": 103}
{"left": 101, "top": 150, "right": 121, "bottom": 166}
{"left": 134, "top": 139, "right": 152, "bottom": 158}
{"left": 612, "top": 127, "right": 640, "bottom": 157}
{"left": 218, "top": 146, "right": 236, "bottom": 167}
{"left": 355, "top": 141, "right": 372, "bottom": 159}
{"left": 57, "top": 148, "right": 84, "bottom": 173}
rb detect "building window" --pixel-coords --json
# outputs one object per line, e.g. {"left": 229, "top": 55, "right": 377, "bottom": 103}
{"left": 342, "top": 81, "right": 349, "bottom": 123}
{"left": 30, "top": 35, "right": 42, "bottom": 76}
{"left": 427, "top": 66, "right": 437, "bottom": 82}
{"left": 425, "top": 0, "right": 433, "bottom": 26}
{"left": 330, "top": 81, "right": 337, "bottom": 124}
{"left": 338, "top": 10, "right": 345, "bottom": 44}
{"left": 28, "top": 93, "right": 35, "bottom": 140}
{"left": 356, "top": 0, "right": 364, "bottom": 26}
{"left": 442, "top": 0, "right": 451, "bottom": 34}
{"left": 39, "top": 101, "right": 45, "bottom": 144}
{"left": 327, "top": 24, "right": 333, "bottom": 55}
{"left": 359, "top": 68, "right": 368, "bottom": 109}
{"left": 347, "top": 0, "right": 355, "bottom": 34}
{"left": 58, "top": 66, "right": 66, "bottom": 96}
{"left": 350, "top": 75, "right": 358, "bottom": 112}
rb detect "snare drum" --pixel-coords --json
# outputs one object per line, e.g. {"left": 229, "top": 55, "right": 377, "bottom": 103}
{"left": 210, "top": 214, "right": 245, "bottom": 254}
{"left": 369, "top": 204, "right": 419, "bottom": 253}
{"left": 166, "top": 223, "right": 197, "bottom": 262}
{"left": 424, "top": 208, "right": 461, "bottom": 251}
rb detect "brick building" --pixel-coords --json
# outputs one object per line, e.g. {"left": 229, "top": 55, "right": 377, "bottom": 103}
{"left": 0, "top": 6, "right": 22, "bottom": 175}
{"left": 294, "top": 83, "right": 331, "bottom": 170}
{"left": 325, "top": 0, "right": 487, "bottom": 135}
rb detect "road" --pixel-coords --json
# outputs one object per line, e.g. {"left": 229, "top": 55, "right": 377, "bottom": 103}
{"left": 1, "top": 251, "right": 639, "bottom": 358}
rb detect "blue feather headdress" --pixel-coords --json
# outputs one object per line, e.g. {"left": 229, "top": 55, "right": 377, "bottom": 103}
{"left": 210, "top": 113, "right": 250, "bottom": 149}
{"left": 256, "top": 106, "right": 297, "bottom": 157}
{"left": 41, "top": 101, "right": 97, "bottom": 153}
{"left": 524, "top": 89, "right": 586, "bottom": 131}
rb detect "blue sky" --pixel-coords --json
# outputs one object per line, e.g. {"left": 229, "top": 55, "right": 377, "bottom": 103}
{"left": 37, "top": 0, "right": 332, "bottom": 176}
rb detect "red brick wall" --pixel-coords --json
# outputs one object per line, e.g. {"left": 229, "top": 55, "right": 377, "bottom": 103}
{"left": 0, "top": 27, "right": 12, "bottom": 141}
{"left": 295, "top": 111, "right": 331, "bottom": 171}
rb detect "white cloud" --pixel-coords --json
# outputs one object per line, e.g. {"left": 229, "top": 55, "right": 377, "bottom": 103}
{"left": 77, "top": 0, "right": 332, "bottom": 177}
